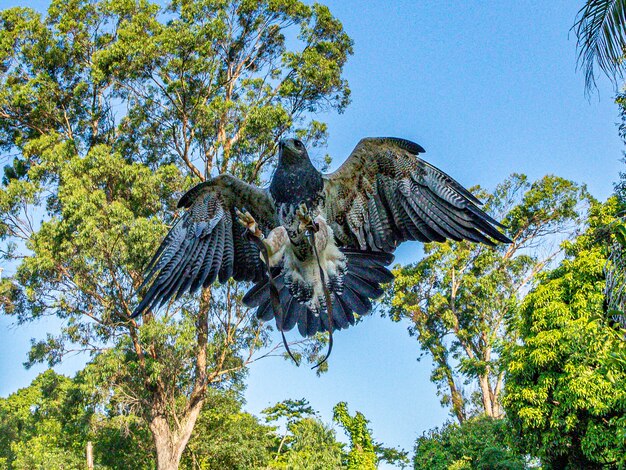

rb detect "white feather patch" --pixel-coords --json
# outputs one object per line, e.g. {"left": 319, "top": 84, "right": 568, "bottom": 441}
{"left": 283, "top": 215, "right": 347, "bottom": 312}
{"left": 263, "top": 226, "right": 289, "bottom": 267}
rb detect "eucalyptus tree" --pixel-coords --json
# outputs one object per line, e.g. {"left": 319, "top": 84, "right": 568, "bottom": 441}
{"left": 0, "top": 0, "right": 352, "bottom": 468}
{"left": 387, "top": 174, "right": 589, "bottom": 423}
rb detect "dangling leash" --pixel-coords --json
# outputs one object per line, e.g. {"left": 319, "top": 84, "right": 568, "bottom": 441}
{"left": 243, "top": 209, "right": 334, "bottom": 369}
{"left": 305, "top": 225, "right": 334, "bottom": 370}
{"left": 245, "top": 232, "right": 300, "bottom": 366}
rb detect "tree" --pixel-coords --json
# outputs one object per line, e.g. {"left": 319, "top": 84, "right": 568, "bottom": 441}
{"left": 180, "top": 389, "right": 276, "bottom": 469}
{"left": 387, "top": 174, "right": 589, "bottom": 423}
{"left": 333, "top": 401, "right": 409, "bottom": 469}
{"left": 263, "top": 398, "right": 317, "bottom": 460}
{"left": 413, "top": 415, "right": 526, "bottom": 470}
{"left": 0, "top": 368, "right": 281, "bottom": 470}
{"left": 0, "top": 1, "right": 353, "bottom": 468}
{"left": 0, "top": 371, "right": 412, "bottom": 470}
{"left": 274, "top": 417, "right": 345, "bottom": 469}
{"left": 503, "top": 199, "right": 626, "bottom": 468}
{"left": 333, "top": 402, "right": 377, "bottom": 470}
{"left": 604, "top": 91, "right": 626, "bottom": 323}
{"left": 0, "top": 370, "right": 89, "bottom": 469}
{"left": 574, "top": 0, "right": 626, "bottom": 92}
{"left": 263, "top": 398, "right": 345, "bottom": 469}
{"left": 261, "top": 399, "right": 409, "bottom": 469}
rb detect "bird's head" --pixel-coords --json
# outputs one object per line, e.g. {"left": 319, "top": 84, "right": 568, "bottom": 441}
{"left": 278, "top": 138, "right": 310, "bottom": 165}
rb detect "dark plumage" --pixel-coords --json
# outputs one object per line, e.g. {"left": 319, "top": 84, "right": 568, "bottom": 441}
{"left": 270, "top": 140, "right": 324, "bottom": 207}
{"left": 133, "top": 137, "right": 511, "bottom": 343}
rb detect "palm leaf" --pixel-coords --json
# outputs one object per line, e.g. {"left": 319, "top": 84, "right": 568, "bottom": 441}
{"left": 574, "top": 0, "right": 626, "bottom": 92}
{"left": 606, "top": 221, "right": 626, "bottom": 327}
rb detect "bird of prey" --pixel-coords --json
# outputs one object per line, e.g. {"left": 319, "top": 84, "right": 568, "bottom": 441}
{"left": 132, "top": 137, "right": 510, "bottom": 361}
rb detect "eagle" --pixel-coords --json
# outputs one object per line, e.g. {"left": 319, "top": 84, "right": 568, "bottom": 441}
{"left": 132, "top": 138, "right": 510, "bottom": 361}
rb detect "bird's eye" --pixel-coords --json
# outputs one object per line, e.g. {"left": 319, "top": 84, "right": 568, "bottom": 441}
{"left": 294, "top": 140, "right": 302, "bottom": 148}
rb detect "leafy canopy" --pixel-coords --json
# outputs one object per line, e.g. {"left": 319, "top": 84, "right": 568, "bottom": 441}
{"left": 388, "top": 174, "right": 589, "bottom": 422}
{"left": 0, "top": 0, "right": 353, "bottom": 466}
{"left": 504, "top": 198, "right": 626, "bottom": 469}
{"left": 413, "top": 415, "right": 525, "bottom": 470}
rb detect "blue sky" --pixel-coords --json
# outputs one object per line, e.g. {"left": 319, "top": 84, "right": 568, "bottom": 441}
{"left": 0, "top": 0, "right": 625, "bottom": 466}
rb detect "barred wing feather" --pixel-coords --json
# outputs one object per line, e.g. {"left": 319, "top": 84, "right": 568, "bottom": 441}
{"left": 322, "top": 137, "right": 511, "bottom": 251}
{"left": 132, "top": 175, "right": 278, "bottom": 317}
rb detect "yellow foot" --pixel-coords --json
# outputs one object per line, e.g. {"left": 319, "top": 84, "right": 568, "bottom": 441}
{"left": 235, "top": 208, "right": 263, "bottom": 239}
{"left": 296, "top": 203, "right": 318, "bottom": 232}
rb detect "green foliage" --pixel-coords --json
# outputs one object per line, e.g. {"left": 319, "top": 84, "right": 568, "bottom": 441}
{"left": 0, "top": 368, "right": 158, "bottom": 469}
{"left": 333, "top": 401, "right": 378, "bottom": 469}
{"left": 606, "top": 95, "right": 626, "bottom": 320}
{"left": 180, "top": 389, "right": 276, "bottom": 469}
{"left": 504, "top": 198, "right": 626, "bottom": 468}
{"left": 0, "top": 370, "right": 89, "bottom": 470}
{"left": 0, "top": 0, "right": 353, "bottom": 465}
{"left": 388, "top": 174, "right": 589, "bottom": 422}
{"left": 574, "top": 0, "right": 626, "bottom": 92}
{"left": 10, "top": 439, "right": 82, "bottom": 470}
{"left": 259, "top": 399, "right": 408, "bottom": 469}
{"left": 4, "top": 371, "right": 366, "bottom": 470}
{"left": 413, "top": 416, "right": 526, "bottom": 470}
{"left": 332, "top": 401, "right": 409, "bottom": 469}
{"left": 263, "top": 397, "right": 317, "bottom": 425}
{"left": 263, "top": 398, "right": 345, "bottom": 469}
{"left": 274, "top": 417, "right": 345, "bottom": 469}
{"left": 91, "top": 414, "right": 154, "bottom": 470}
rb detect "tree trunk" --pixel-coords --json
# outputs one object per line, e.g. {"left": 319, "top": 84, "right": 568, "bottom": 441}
{"left": 150, "top": 400, "right": 204, "bottom": 470}
{"left": 478, "top": 374, "right": 494, "bottom": 417}
{"left": 86, "top": 441, "right": 94, "bottom": 470}
{"left": 447, "top": 375, "right": 467, "bottom": 423}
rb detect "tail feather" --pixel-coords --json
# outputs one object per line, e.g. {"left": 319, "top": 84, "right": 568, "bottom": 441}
{"left": 336, "top": 294, "right": 356, "bottom": 326}
{"left": 297, "top": 308, "right": 321, "bottom": 337}
{"left": 275, "top": 287, "right": 291, "bottom": 330}
{"left": 248, "top": 249, "right": 394, "bottom": 337}
{"left": 330, "top": 293, "right": 350, "bottom": 329}
{"left": 285, "top": 298, "right": 304, "bottom": 332}
{"left": 347, "top": 263, "right": 394, "bottom": 284}
{"left": 344, "top": 272, "right": 384, "bottom": 299}
{"left": 256, "top": 299, "right": 274, "bottom": 321}
{"left": 339, "top": 286, "right": 371, "bottom": 316}
{"left": 242, "top": 268, "right": 283, "bottom": 308}
{"left": 242, "top": 279, "right": 270, "bottom": 307}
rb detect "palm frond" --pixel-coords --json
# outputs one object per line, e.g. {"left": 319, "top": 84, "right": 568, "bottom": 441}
{"left": 606, "top": 221, "right": 626, "bottom": 327}
{"left": 574, "top": 0, "right": 626, "bottom": 92}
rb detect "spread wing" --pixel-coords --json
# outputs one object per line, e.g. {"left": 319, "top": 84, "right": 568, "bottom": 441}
{"left": 322, "top": 137, "right": 511, "bottom": 252}
{"left": 132, "top": 174, "right": 278, "bottom": 317}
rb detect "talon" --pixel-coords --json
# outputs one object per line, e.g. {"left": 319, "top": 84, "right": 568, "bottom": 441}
{"left": 236, "top": 208, "right": 263, "bottom": 239}
{"left": 296, "top": 203, "right": 315, "bottom": 231}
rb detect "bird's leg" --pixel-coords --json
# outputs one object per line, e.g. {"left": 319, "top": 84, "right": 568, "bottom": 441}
{"left": 236, "top": 210, "right": 298, "bottom": 366}
{"left": 236, "top": 208, "right": 286, "bottom": 264}
{"left": 235, "top": 208, "right": 263, "bottom": 239}
{"left": 296, "top": 203, "right": 319, "bottom": 233}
